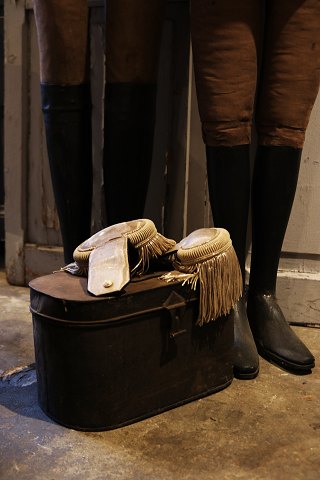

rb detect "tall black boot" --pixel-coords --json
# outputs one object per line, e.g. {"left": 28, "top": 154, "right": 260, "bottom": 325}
{"left": 103, "top": 83, "right": 157, "bottom": 225}
{"left": 247, "top": 145, "right": 315, "bottom": 373}
{"left": 206, "top": 145, "right": 259, "bottom": 379}
{"left": 41, "top": 84, "right": 93, "bottom": 264}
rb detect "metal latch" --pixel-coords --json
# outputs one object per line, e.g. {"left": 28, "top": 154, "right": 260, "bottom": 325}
{"left": 163, "top": 291, "right": 187, "bottom": 339}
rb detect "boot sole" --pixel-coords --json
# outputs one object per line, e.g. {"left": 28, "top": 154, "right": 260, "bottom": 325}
{"left": 257, "top": 346, "right": 315, "bottom": 374}
{"left": 233, "top": 366, "right": 259, "bottom": 380}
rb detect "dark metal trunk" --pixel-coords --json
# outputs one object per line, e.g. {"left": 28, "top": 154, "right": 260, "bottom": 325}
{"left": 30, "top": 271, "right": 234, "bottom": 431}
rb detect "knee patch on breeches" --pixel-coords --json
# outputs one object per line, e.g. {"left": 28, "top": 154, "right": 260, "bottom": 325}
{"left": 191, "top": 0, "right": 320, "bottom": 148}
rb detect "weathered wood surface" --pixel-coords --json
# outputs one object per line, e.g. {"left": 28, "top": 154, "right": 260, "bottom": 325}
{"left": 4, "top": 0, "right": 320, "bottom": 327}
{"left": 4, "top": 0, "right": 27, "bottom": 285}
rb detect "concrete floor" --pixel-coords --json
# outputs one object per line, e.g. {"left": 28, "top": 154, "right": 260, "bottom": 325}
{"left": 0, "top": 267, "right": 320, "bottom": 480}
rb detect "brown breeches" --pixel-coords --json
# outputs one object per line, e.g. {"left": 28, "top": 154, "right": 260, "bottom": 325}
{"left": 191, "top": 0, "right": 320, "bottom": 148}
{"left": 33, "top": 0, "right": 89, "bottom": 85}
{"left": 105, "top": 0, "right": 165, "bottom": 83}
{"left": 33, "top": 0, "right": 165, "bottom": 85}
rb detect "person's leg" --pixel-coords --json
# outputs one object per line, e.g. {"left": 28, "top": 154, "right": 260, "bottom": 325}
{"left": 249, "top": 0, "right": 320, "bottom": 372}
{"left": 33, "top": 0, "right": 92, "bottom": 263}
{"left": 104, "top": 0, "right": 166, "bottom": 225}
{"left": 191, "top": 0, "right": 261, "bottom": 378}
{"left": 206, "top": 146, "right": 258, "bottom": 379}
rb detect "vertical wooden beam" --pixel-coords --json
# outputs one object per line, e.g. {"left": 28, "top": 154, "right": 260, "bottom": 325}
{"left": 163, "top": 1, "right": 190, "bottom": 241}
{"left": 283, "top": 93, "right": 320, "bottom": 255}
{"left": 90, "top": 5, "right": 106, "bottom": 234}
{"left": 186, "top": 68, "right": 212, "bottom": 235}
{"left": 4, "top": 0, "right": 28, "bottom": 284}
{"left": 144, "top": 19, "right": 174, "bottom": 232}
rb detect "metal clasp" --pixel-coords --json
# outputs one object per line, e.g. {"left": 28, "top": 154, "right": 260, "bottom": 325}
{"left": 163, "top": 291, "right": 187, "bottom": 339}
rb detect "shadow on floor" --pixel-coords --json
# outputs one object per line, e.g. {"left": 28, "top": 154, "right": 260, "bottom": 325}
{"left": 0, "top": 365, "right": 53, "bottom": 425}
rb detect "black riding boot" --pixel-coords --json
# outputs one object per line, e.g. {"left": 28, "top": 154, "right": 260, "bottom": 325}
{"left": 41, "top": 84, "right": 93, "bottom": 264}
{"left": 206, "top": 145, "right": 259, "bottom": 379}
{"left": 103, "top": 83, "right": 157, "bottom": 225}
{"left": 248, "top": 145, "right": 315, "bottom": 373}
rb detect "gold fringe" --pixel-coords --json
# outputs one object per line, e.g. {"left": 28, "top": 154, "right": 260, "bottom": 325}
{"left": 161, "top": 244, "right": 242, "bottom": 326}
{"left": 132, "top": 232, "right": 176, "bottom": 275}
{"left": 159, "top": 271, "right": 196, "bottom": 285}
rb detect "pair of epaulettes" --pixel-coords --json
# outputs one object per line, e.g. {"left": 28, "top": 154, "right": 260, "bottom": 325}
{"left": 62, "top": 219, "right": 242, "bottom": 326}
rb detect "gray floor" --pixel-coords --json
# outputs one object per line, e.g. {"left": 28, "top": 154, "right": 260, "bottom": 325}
{"left": 0, "top": 269, "right": 319, "bottom": 480}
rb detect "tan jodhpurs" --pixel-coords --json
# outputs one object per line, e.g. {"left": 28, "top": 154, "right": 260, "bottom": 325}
{"left": 33, "top": 0, "right": 166, "bottom": 85}
{"left": 191, "top": 0, "right": 320, "bottom": 148}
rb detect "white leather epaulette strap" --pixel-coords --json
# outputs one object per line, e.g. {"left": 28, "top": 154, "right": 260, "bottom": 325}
{"left": 87, "top": 236, "right": 130, "bottom": 296}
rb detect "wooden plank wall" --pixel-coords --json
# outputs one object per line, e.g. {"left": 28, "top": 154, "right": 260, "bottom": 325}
{"left": 4, "top": 1, "right": 320, "bottom": 326}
